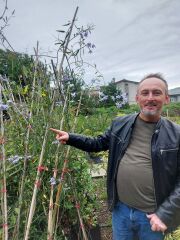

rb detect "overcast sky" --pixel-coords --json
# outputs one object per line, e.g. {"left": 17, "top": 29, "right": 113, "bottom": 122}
{"left": 1, "top": 0, "right": 180, "bottom": 89}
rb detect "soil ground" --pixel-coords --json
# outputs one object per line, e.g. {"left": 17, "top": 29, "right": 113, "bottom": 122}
{"left": 94, "top": 177, "right": 112, "bottom": 240}
{"left": 96, "top": 200, "right": 112, "bottom": 240}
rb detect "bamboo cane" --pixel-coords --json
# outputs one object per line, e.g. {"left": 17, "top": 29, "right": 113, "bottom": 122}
{"left": 56, "top": 7, "right": 78, "bottom": 99}
{"left": 69, "top": 175, "right": 88, "bottom": 240}
{"left": 0, "top": 82, "right": 8, "bottom": 240}
{"left": 23, "top": 123, "right": 49, "bottom": 240}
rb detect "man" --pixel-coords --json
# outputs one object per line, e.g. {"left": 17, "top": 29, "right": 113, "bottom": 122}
{"left": 50, "top": 73, "right": 180, "bottom": 240}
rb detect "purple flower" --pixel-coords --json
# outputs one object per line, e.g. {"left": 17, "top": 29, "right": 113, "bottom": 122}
{"left": 50, "top": 177, "right": 56, "bottom": 185}
{"left": 116, "top": 95, "right": 122, "bottom": 100}
{"left": 87, "top": 42, "right": 91, "bottom": 48}
{"left": 8, "top": 155, "right": 23, "bottom": 164}
{"left": 91, "top": 44, "right": 96, "bottom": 48}
{"left": 0, "top": 104, "right": 9, "bottom": 111}
{"left": 116, "top": 102, "right": 122, "bottom": 109}
{"left": 99, "top": 95, "right": 108, "bottom": 102}
{"left": 88, "top": 50, "right": 92, "bottom": 54}
{"left": 84, "top": 31, "right": 88, "bottom": 37}
{"left": 63, "top": 75, "right": 69, "bottom": 81}
{"left": 8, "top": 155, "right": 32, "bottom": 164}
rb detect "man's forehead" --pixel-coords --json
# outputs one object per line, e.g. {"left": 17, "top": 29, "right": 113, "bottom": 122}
{"left": 139, "top": 87, "right": 163, "bottom": 91}
{"left": 138, "top": 78, "right": 166, "bottom": 91}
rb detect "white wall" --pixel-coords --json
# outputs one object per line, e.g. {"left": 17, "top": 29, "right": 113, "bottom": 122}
{"left": 116, "top": 81, "right": 138, "bottom": 104}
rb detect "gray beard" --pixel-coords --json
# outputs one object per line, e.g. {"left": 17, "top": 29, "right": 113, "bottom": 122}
{"left": 141, "top": 109, "right": 160, "bottom": 116}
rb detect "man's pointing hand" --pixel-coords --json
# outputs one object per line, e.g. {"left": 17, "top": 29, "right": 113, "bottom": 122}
{"left": 50, "top": 128, "right": 69, "bottom": 144}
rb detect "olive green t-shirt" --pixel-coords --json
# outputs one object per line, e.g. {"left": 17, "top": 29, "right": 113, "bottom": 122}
{"left": 116, "top": 116, "right": 157, "bottom": 212}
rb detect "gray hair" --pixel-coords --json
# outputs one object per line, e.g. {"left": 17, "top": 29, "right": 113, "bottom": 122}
{"left": 138, "top": 73, "right": 168, "bottom": 94}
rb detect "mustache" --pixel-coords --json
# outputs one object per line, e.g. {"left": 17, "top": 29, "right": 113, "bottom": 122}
{"left": 145, "top": 102, "right": 157, "bottom": 106}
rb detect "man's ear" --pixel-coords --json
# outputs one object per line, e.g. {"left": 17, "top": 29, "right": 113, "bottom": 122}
{"left": 135, "top": 94, "right": 139, "bottom": 103}
{"left": 165, "top": 95, "right": 170, "bottom": 105}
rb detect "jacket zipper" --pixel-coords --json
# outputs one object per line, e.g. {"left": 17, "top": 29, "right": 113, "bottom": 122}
{"left": 151, "top": 131, "right": 158, "bottom": 209}
{"left": 160, "top": 148, "right": 178, "bottom": 155}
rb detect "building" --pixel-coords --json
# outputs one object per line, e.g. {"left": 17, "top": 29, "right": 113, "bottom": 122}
{"left": 114, "top": 79, "right": 139, "bottom": 104}
{"left": 169, "top": 87, "right": 180, "bottom": 102}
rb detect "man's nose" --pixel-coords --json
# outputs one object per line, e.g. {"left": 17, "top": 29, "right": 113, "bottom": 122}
{"left": 147, "top": 92, "right": 154, "bottom": 99}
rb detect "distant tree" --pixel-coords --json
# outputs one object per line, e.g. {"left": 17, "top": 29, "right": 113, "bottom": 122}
{"left": 100, "top": 81, "right": 120, "bottom": 106}
{"left": 99, "top": 80, "right": 128, "bottom": 108}
{"left": 0, "top": 49, "right": 34, "bottom": 86}
{"left": 62, "top": 67, "right": 84, "bottom": 99}
{"left": 61, "top": 67, "right": 100, "bottom": 114}
{"left": 0, "top": 49, "right": 51, "bottom": 89}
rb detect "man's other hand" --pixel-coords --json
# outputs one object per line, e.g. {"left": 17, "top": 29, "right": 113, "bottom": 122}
{"left": 147, "top": 213, "right": 167, "bottom": 233}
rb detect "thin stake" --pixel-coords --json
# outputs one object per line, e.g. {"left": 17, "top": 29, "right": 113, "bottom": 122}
{"left": 69, "top": 175, "right": 88, "bottom": 240}
{"left": 24, "top": 123, "right": 49, "bottom": 240}
{"left": 56, "top": 7, "right": 78, "bottom": 98}
{"left": 0, "top": 82, "right": 8, "bottom": 240}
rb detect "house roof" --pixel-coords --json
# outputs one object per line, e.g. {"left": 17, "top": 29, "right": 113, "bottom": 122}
{"left": 169, "top": 87, "right": 180, "bottom": 95}
{"left": 115, "top": 79, "right": 139, "bottom": 85}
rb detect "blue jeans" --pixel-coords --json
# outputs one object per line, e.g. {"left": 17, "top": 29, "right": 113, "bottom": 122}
{"left": 112, "top": 202, "right": 164, "bottom": 240}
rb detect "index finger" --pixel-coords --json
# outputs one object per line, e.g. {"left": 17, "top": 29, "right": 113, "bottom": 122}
{"left": 49, "top": 128, "right": 61, "bottom": 134}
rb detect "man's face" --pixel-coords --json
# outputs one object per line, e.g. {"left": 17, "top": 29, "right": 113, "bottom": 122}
{"left": 136, "top": 77, "right": 170, "bottom": 121}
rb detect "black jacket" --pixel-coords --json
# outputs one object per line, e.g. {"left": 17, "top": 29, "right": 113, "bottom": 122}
{"left": 67, "top": 113, "right": 180, "bottom": 232}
